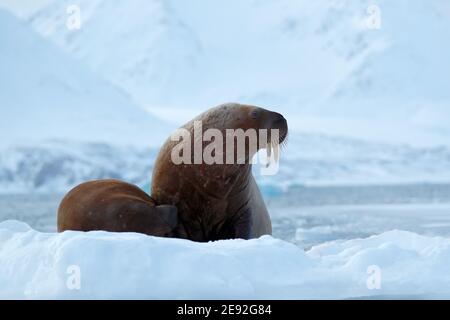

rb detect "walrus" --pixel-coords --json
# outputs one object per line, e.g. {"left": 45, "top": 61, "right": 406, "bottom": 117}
{"left": 151, "top": 103, "right": 288, "bottom": 241}
{"left": 57, "top": 179, "right": 178, "bottom": 237}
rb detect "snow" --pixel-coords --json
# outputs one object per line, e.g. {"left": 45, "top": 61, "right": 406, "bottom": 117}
{"left": 1, "top": 134, "right": 450, "bottom": 194}
{"left": 1, "top": 1, "right": 449, "bottom": 300}
{"left": 256, "top": 132, "right": 450, "bottom": 189}
{"left": 0, "top": 141, "right": 157, "bottom": 193}
{"left": 1, "top": 1, "right": 449, "bottom": 192}
{"left": 0, "top": 9, "right": 170, "bottom": 148}
{"left": 1, "top": 220, "right": 449, "bottom": 299}
{"left": 2, "top": 0, "right": 449, "bottom": 146}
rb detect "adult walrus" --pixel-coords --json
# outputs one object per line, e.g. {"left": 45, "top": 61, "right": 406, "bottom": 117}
{"left": 57, "top": 179, "right": 178, "bottom": 237}
{"left": 151, "top": 103, "right": 288, "bottom": 241}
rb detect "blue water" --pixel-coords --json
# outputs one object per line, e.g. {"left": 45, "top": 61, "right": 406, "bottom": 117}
{"left": 1, "top": 183, "right": 450, "bottom": 248}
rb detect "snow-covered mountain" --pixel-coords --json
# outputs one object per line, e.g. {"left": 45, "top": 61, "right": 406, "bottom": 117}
{"left": 2, "top": 133, "right": 450, "bottom": 194}
{"left": 2, "top": 0, "right": 449, "bottom": 145}
{"left": 1, "top": 1, "right": 449, "bottom": 193}
{"left": 0, "top": 8, "right": 170, "bottom": 148}
{"left": 0, "top": 141, "right": 158, "bottom": 194}
{"left": 16, "top": 0, "right": 206, "bottom": 120}
{"left": 256, "top": 133, "right": 450, "bottom": 192}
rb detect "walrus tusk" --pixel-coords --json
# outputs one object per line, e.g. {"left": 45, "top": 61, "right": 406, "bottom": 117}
{"left": 266, "top": 142, "right": 272, "bottom": 168}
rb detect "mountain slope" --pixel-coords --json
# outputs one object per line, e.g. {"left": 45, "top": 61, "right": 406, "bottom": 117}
{"left": 2, "top": 133, "right": 450, "bottom": 194}
{"left": 0, "top": 9, "right": 170, "bottom": 148}
{"left": 3, "top": 0, "right": 449, "bottom": 145}
{"left": 0, "top": 141, "right": 156, "bottom": 193}
{"left": 24, "top": 0, "right": 204, "bottom": 116}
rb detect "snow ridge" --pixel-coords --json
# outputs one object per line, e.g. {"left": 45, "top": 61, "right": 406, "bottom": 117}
{"left": 1, "top": 220, "right": 449, "bottom": 299}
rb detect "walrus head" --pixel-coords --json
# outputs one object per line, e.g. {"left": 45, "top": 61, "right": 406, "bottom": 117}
{"left": 205, "top": 103, "right": 288, "bottom": 142}
{"left": 195, "top": 103, "right": 288, "bottom": 163}
{"left": 247, "top": 105, "right": 288, "bottom": 147}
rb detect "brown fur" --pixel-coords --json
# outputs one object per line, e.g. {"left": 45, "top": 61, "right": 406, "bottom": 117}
{"left": 151, "top": 103, "right": 288, "bottom": 241}
{"left": 57, "top": 179, "right": 177, "bottom": 237}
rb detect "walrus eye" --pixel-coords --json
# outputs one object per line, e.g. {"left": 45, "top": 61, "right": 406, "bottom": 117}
{"left": 250, "top": 110, "right": 259, "bottom": 119}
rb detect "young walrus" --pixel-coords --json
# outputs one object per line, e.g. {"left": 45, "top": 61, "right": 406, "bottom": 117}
{"left": 57, "top": 179, "right": 178, "bottom": 237}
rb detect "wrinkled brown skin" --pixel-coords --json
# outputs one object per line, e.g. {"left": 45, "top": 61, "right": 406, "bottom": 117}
{"left": 151, "top": 103, "right": 288, "bottom": 241}
{"left": 57, "top": 179, "right": 178, "bottom": 237}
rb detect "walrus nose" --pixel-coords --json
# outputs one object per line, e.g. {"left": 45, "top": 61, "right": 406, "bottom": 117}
{"left": 272, "top": 112, "right": 285, "bottom": 124}
{"left": 271, "top": 112, "right": 288, "bottom": 142}
{"left": 271, "top": 112, "right": 287, "bottom": 130}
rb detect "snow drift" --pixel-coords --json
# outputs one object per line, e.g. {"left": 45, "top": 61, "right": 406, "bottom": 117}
{"left": 1, "top": 220, "right": 450, "bottom": 299}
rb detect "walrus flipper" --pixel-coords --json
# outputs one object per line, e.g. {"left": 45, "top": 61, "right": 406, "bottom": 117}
{"left": 219, "top": 208, "right": 253, "bottom": 240}
{"left": 156, "top": 205, "right": 178, "bottom": 229}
